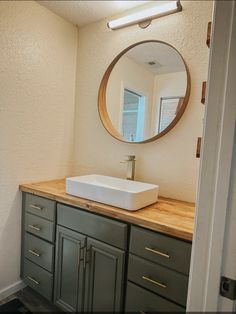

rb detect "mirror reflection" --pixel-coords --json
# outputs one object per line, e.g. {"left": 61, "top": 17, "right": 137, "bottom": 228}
{"left": 105, "top": 41, "right": 189, "bottom": 142}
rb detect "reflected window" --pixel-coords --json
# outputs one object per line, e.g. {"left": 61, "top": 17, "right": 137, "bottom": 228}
{"left": 122, "top": 89, "right": 145, "bottom": 141}
{"left": 158, "top": 96, "right": 184, "bottom": 133}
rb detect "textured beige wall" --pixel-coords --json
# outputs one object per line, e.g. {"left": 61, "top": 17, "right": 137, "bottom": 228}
{"left": 74, "top": 1, "right": 213, "bottom": 202}
{"left": 0, "top": 1, "right": 77, "bottom": 291}
{"left": 0, "top": 0, "right": 213, "bottom": 295}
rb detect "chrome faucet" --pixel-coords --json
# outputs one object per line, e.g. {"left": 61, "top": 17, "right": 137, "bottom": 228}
{"left": 121, "top": 155, "right": 136, "bottom": 180}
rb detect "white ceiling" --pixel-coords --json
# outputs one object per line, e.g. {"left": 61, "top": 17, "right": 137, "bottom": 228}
{"left": 37, "top": 1, "right": 153, "bottom": 27}
{"left": 126, "top": 42, "right": 185, "bottom": 75}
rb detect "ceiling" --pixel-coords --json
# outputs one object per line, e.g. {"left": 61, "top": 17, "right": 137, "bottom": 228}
{"left": 126, "top": 42, "right": 185, "bottom": 75}
{"left": 37, "top": 1, "right": 153, "bottom": 28}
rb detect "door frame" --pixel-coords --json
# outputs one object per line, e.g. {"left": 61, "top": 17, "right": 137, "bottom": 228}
{"left": 187, "top": 0, "right": 236, "bottom": 311}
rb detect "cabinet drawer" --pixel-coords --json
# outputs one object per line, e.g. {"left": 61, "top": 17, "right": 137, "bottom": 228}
{"left": 25, "top": 213, "right": 55, "bottom": 242}
{"left": 130, "top": 226, "right": 191, "bottom": 275}
{"left": 24, "top": 193, "right": 56, "bottom": 221}
{"left": 23, "top": 259, "right": 53, "bottom": 301}
{"left": 126, "top": 281, "right": 185, "bottom": 312}
{"left": 24, "top": 233, "right": 54, "bottom": 272}
{"left": 57, "top": 204, "right": 127, "bottom": 250}
{"left": 128, "top": 254, "right": 188, "bottom": 307}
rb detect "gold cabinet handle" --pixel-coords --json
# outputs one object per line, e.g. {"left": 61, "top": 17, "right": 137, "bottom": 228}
{"left": 27, "top": 276, "right": 40, "bottom": 285}
{"left": 142, "top": 275, "right": 167, "bottom": 289}
{"left": 145, "top": 247, "right": 170, "bottom": 259}
{"left": 28, "top": 224, "right": 41, "bottom": 231}
{"left": 30, "top": 204, "right": 43, "bottom": 211}
{"left": 28, "top": 249, "right": 41, "bottom": 257}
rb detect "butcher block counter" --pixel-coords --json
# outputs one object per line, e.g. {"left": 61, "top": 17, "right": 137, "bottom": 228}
{"left": 19, "top": 179, "right": 195, "bottom": 241}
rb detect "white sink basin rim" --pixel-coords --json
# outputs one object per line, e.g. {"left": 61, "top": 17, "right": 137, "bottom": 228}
{"left": 66, "top": 174, "right": 159, "bottom": 211}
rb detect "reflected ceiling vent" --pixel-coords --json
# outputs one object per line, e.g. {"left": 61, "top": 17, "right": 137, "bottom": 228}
{"left": 146, "top": 60, "right": 162, "bottom": 68}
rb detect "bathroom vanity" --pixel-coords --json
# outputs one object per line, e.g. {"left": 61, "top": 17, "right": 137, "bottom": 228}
{"left": 20, "top": 179, "right": 194, "bottom": 312}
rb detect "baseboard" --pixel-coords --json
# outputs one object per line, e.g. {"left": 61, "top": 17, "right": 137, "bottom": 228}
{"left": 0, "top": 280, "right": 26, "bottom": 301}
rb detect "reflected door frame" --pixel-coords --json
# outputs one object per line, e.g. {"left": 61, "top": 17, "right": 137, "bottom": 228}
{"left": 119, "top": 82, "right": 147, "bottom": 142}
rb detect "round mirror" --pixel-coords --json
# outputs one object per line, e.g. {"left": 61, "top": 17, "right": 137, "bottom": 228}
{"left": 98, "top": 40, "right": 191, "bottom": 143}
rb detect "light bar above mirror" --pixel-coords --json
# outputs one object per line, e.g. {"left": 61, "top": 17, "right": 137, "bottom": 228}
{"left": 107, "top": 1, "right": 182, "bottom": 30}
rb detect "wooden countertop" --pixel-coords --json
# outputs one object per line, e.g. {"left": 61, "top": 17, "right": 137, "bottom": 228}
{"left": 19, "top": 179, "right": 195, "bottom": 241}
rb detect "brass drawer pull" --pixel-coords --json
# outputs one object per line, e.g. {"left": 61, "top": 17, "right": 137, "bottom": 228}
{"left": 28, "top": 249, "right": 41, "bottom": 257}
{"left": 142, "top": 275, "right": 167, "bottom": 289}
{"left": 28, "top": 224, "right": 41, "bottom": 231}
{"left": 145, "top": 247, "right": 170, "bottom": 259}
{"left": 27, "top": 276, "right": 40, "bottom": 285}
{"left": 30, "top": 204, "right": 43, "bottom": 211}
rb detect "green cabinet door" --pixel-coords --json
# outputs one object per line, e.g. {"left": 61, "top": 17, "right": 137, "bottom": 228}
{"left": 54, "top": 226, "right": 86, "bottom": 312}
{"left": 84, "top": 238, "right": 125, "bottom": 313}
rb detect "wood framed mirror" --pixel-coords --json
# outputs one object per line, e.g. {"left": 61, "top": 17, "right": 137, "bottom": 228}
{"left": 98, "top": 40, "right": 191, "bottom": 144}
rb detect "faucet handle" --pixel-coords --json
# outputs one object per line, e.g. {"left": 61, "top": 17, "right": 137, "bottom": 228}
{"left": 120, "top": 155, "right": 136, "bottom": 163}
{"left": 127, "top": 155, "right": 136, "bottom": 161}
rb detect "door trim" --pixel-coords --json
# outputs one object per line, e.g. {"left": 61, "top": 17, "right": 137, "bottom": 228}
{"left": 187, "top": 0, "right": 236, "bottom": 311}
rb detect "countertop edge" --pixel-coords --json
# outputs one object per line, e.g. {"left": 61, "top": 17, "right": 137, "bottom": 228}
{"left": 20, "top": 184, "right": 194, "bottom": 242}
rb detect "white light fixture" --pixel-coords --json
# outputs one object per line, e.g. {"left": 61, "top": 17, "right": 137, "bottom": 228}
{"left": 107, "top": 1, "right": 182, "bottom": 30}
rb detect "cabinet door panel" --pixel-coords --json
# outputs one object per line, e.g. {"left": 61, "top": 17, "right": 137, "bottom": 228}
{"left": 23, "top": 259, "right": 53, "bottom": 301}
{"left": 57, "top": 203, "right": 127, "bottom": 249}
{"left": 128, "top": 254, "right": 188, "bottom": 307}
{"left": 85, "top": 238, "right": 125, "bottom": 313}
{"left": 24, "top": 193, "right": 56, "bottom": 221}
{"left": 54, "top": 226, "right": 86, "bottom": 312}
{"left": 130, "top": 226, "right": 191, "bottom": 275}
{"left": 24, "top": 232, "right": 54, "bottom": 272}
{"left": 126, "top": 281, "right": 185, "bottom": 313}
{"left": 25, "top": 213, "right": 55, "bottom": 242}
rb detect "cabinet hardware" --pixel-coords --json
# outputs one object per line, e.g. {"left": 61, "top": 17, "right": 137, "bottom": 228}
{"left": 83, "top": 247, "right": 86, "bottom": 269}
{"left": 145, "top": 247, "right": 170, "bottom": 259}
{"left": 201, "top": 81, "right": 206, "bottom": 104}
{"left": 142, "top": 275, "right": 167, "bottom": 289}
{"left": 30, "top": 204, "right": 43, "bottom": 211}
{"left": 81, "top": 248, "right": 90, "bottom": 269}
{"left": 27, "top": 276, "right": 40, "bottom": 285}
{"left": 206, "top": 21, "right": 212, "bottom": 48}
{"left": 220, "top": 276, "right": 236, "bottom": 300}
{"left": 196, "top": 137, "right": 202, "bottom": 158}
{"left": 139, "top": 311, "right": 147, "bottom": 314}
{"left": 28, "top": 224, "right": 41, "bottom": 231}
{"left": 78, "top": 246, "right": 85, "bottom": 267}
{"left": 86, "top": 248, "right": 90, "bottom": 265}
{"left": 28, "top": 249, "right": 40, "bottom": 257}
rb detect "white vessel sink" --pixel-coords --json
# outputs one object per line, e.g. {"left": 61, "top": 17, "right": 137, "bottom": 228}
{"left": 66, "top": 174, "right": 159, "bottom": 211}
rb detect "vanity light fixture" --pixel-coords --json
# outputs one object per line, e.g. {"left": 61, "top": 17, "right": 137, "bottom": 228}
{"left": 107, "top": 1, "right": 182, "bottom": 30}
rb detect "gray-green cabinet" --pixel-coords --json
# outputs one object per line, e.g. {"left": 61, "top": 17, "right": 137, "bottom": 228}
{"left": 54, "top": 226, "right": 125, "bottom": 313}
{"left": 21, "top": 192, "right": 191, "bottom": 313}
{"left": 84, "top": 238, "right": 125, "bottom": 312}
{"left": 54, "top": 226, "right": 86, "bottom": 312}
{"left": 126, "top": 282, "right": 184, "bottom": 312}
{"left": 54, "top": 203, "right": 127, "bottom": 312}
{"left": 21, "top": 193, "right": 56, "bottom": 302}
{"left": 125, "top": 226, "right": 191, "bottom": 312}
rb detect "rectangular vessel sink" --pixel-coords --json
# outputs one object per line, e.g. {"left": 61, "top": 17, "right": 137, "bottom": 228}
{"left": 66, "top": 175, "right": 159, "bottom": 211}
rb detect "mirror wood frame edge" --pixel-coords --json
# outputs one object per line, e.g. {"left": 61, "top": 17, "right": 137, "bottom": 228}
{"left": 98, "top": 40, "right": 191, "bottom": 144}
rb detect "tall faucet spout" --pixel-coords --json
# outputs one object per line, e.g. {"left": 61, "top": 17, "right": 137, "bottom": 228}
{"left": 121, "top": 155, "right": 136, "bottom": 180}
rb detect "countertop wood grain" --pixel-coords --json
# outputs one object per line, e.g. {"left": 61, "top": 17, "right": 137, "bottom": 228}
{"left": 19, "top": 179, "right": 195, "bottom": 241}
